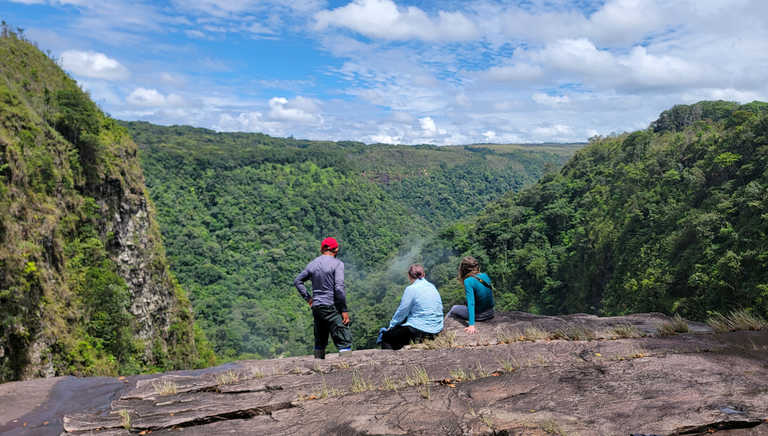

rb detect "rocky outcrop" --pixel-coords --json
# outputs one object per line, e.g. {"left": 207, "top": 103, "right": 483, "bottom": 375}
{"left": 0, "top": 34, "right": 202, "bottom": 381}
{"left": 102, "top": 175, "right": 177, "bottom": 353}
{"left": 1, "top": 312, "right": 766, "bottom": 435}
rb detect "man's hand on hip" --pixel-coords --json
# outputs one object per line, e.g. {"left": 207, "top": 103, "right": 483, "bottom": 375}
{"left": 341, "top": 312, "right": 350, "bottom": 325}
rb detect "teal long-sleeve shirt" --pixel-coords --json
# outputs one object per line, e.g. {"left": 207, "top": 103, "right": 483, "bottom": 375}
{"left": 388, "top": 278, "right": 444, "bottom": 334}
{"left": 464, "top": 273, "right": 494, "bottom": 325}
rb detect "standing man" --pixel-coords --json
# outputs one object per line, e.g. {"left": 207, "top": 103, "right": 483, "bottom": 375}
{"left": 294, "top": 237, "right": 352, "bottom": 359}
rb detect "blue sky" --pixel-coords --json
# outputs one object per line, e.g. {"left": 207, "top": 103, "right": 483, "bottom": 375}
{"left": 2, "top": 0, "right": 767, "bottom": 144}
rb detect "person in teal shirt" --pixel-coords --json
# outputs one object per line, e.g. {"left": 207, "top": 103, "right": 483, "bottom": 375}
{"left": 379, "top": 264, "right": 443, "bottom": 350}
{"left": 447, "top": 256, "right": 495, "bottom": 334}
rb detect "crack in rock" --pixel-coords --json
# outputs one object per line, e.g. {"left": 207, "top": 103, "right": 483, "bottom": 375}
{"left": 670, "top": 418, "right": 766, "bottom": 434}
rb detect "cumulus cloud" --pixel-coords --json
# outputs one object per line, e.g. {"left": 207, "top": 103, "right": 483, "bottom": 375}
{"left": 126, "top": 88, "right": 184, "bottom": 107}
{"left": 24, "top": 0, "right": 768, "bottom": 145}
{"left": 494, "top": 38, "right": 717, "bottom": 92}
{"left": 533, "top": 38, "right": 617, "bottom": 77}
{"left": 588, "top": 0, "right": 666, "bottom": 46}
{"left": 369, "top": 134, "right": 400, "bottom": 144}
{"left": 213, "top": 96, "right": 323, "bottom": 136}
{"left": 60, "top": 50, "right": 129, "bottom": 80}
{"left": 267, "top": 96, "right": 321, "bottom": 123}
{"left": 217, "top": 111, "right": 270, "bottom": 132}
{"left": 314, "top": 0, "right": 478, "bottom": 41}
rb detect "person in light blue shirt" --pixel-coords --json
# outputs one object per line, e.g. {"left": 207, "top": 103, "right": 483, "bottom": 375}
{"left": 379, "top": 264, "right": 444, "bottom": 350}
{"left": 447, "top": 256, "right": 495, "bottom": 335}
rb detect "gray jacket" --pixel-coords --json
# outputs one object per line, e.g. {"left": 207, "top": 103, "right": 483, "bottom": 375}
{"left": 294, "top": 255, "right": 347, "bottom": 311}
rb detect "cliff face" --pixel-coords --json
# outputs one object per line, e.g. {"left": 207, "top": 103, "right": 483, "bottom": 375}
{"left": 0, "top": 32, "right": 210, "bottom": 381}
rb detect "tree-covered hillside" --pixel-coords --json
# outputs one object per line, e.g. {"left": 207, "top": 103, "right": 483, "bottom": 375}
{"left": 0, "top": 31, "right": 212, "bottom": 382}
{"left": 126, "top": 121, "right": 574, "bottom": 359}
{"left": 348, "top": 143, "right": 578, "bottom": 226}
{"left": 429, "top": 101, "right": 768, "bottom": 321}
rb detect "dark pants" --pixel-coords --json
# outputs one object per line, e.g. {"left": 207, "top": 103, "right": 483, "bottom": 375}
{"left": 380, "top": 325, "right": 435, "bottom": 350}
{"left": 447, "top": 305, "right": 495, "bottom": 325}
{"left": 312, "top": 305, "right": 352, "bottom": 358}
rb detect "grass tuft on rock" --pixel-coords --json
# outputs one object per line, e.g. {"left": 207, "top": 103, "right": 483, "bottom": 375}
{"left": 657, "top": 314, "right": 690, "bottom": 336}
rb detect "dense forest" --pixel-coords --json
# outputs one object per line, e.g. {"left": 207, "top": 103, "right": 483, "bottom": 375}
{"left": 0, "top": 31, "right": 212, "bottom": 381}
{"left": 126, "top": 121, "right": 576, "bottom": 359}
{"left": 428, "top": 101, "right": 768, "bottom": 322}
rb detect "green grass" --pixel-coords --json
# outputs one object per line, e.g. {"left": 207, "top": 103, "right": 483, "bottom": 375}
{"left": 609, "top": 324, "right": 643, "bottom": 338}
{"left": 350, "top": 370, "right": 375, "bottom": 393}
{"left": 657, "top": 314, "right": 689, "bottom": 336}
{"left": 405, "top": 366, "right": 430, "bottom": 387}
{"left": 152, "top": 379, "right": 178, "bottom": 396}
{"left": 216, "top": 370, "right": 240, "bottom": 386}
{"left": 415, "top": 331, "right": 457, "bottom": 350}
{"left": 707, "top": 310, "right": 767, "bottom": 332}
{"left": 118, "top": 409, "right": 131, "bottom": 430}
{"left": 550, "top": 325, "right": 596, "bottom": 341}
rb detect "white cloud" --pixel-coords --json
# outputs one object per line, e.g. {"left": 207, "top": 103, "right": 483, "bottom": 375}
{"left": 419, "top": 116, "right": 436, "bottom": 136}
{"left": 158, "top": 72, "right": 186, "bottom": 86}
{"left": 60, "top": 50, "right": 129, "bottom": 80}
{"left": 77, "top": 80, "right": 122, "bottom": 105}
{"left": 314, "top": 0, "right": 478, "bottom": 41}
{"left": 126, "top": 88, "right": 184, "bottom": 107}
{"left": 185, "top": 29, "right": 206, "bottom": 38}
{"left": 370, "top": 134, "right": 400, "bottom": 144}
{"left": 534, "top": 38, "right": 617, "bottom": 76}
{"left": 267, "top": 96, "right": 321, "bottom": 123}
{"left": 24, "top": 0, "right": 768, "bottom": 146}
{"left": 419, "top": 116, "right": 447, "bottom": 137}
{"left": 686, "top": 88, "right": 765, "bottom": 103}
{"left": 532, "top": 124, "right": 573, "bottom": 140}
{"left": 588, "top": 0, "right": 666, "bottom": 46}
{"left": 217, "top": 111, "right": 266, "bottom": 131}
{"left": 484, "top": 63, "right": 543, "bottom": 82}
{"left": 532, "top": 93, "right": 570, "bottom": 106}
{"left": 172, "top": 0, "right": 260, "bottom": 17}
{"left": 172, "top": 0, "right": 324, "bottom": 18}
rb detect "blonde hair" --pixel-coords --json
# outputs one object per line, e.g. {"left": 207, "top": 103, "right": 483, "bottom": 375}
{"left": 458, "top": 256, "right": 480, "bottom": 281}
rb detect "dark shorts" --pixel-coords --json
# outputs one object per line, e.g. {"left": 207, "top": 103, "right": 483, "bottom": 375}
{"left": 447, "top": 305, "right": 495, "bottom": 324}
{"left": 312, "top": 305, "right": 352, "bottom": 357}
{"left": 380, "top": 325, "right": 435, "bottom": 350}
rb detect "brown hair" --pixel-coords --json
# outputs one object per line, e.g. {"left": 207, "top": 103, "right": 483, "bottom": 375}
{"left": 457, "top": 256, "right": 480, "bottom": 281}
{"left": 408, "top": 264, "right": 426, "bottom": 279}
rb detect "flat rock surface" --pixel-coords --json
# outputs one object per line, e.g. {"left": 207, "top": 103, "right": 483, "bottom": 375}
{"left": 1, "top": 312, "right": 766, "bottom": 436}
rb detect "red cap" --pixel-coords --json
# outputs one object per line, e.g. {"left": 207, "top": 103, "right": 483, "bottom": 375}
{"left": 321, "top": 237, "right": 339, "bottom": 251}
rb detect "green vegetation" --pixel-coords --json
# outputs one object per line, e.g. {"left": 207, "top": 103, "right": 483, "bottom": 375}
{"left": 428, "top": 100, "right": 768, "bottom": 324}
{"left": 0, "top": 30, "right": 211, "bottom": 381}
{"left": 707, "top": 309, "right": 767, "bottom": 332}
{"left": 348, "top": 143, "right": 578, "bottom": 226}
{"left": 125, "top": 122, "right": 571, "bottom": 359}
{"left": 657, "top": 315, "right": 690, "bottom": 336}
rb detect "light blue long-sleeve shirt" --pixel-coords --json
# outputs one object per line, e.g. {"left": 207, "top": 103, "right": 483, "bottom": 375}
{"left": 388, "top": 278, "right": 444, "bottom": 334}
